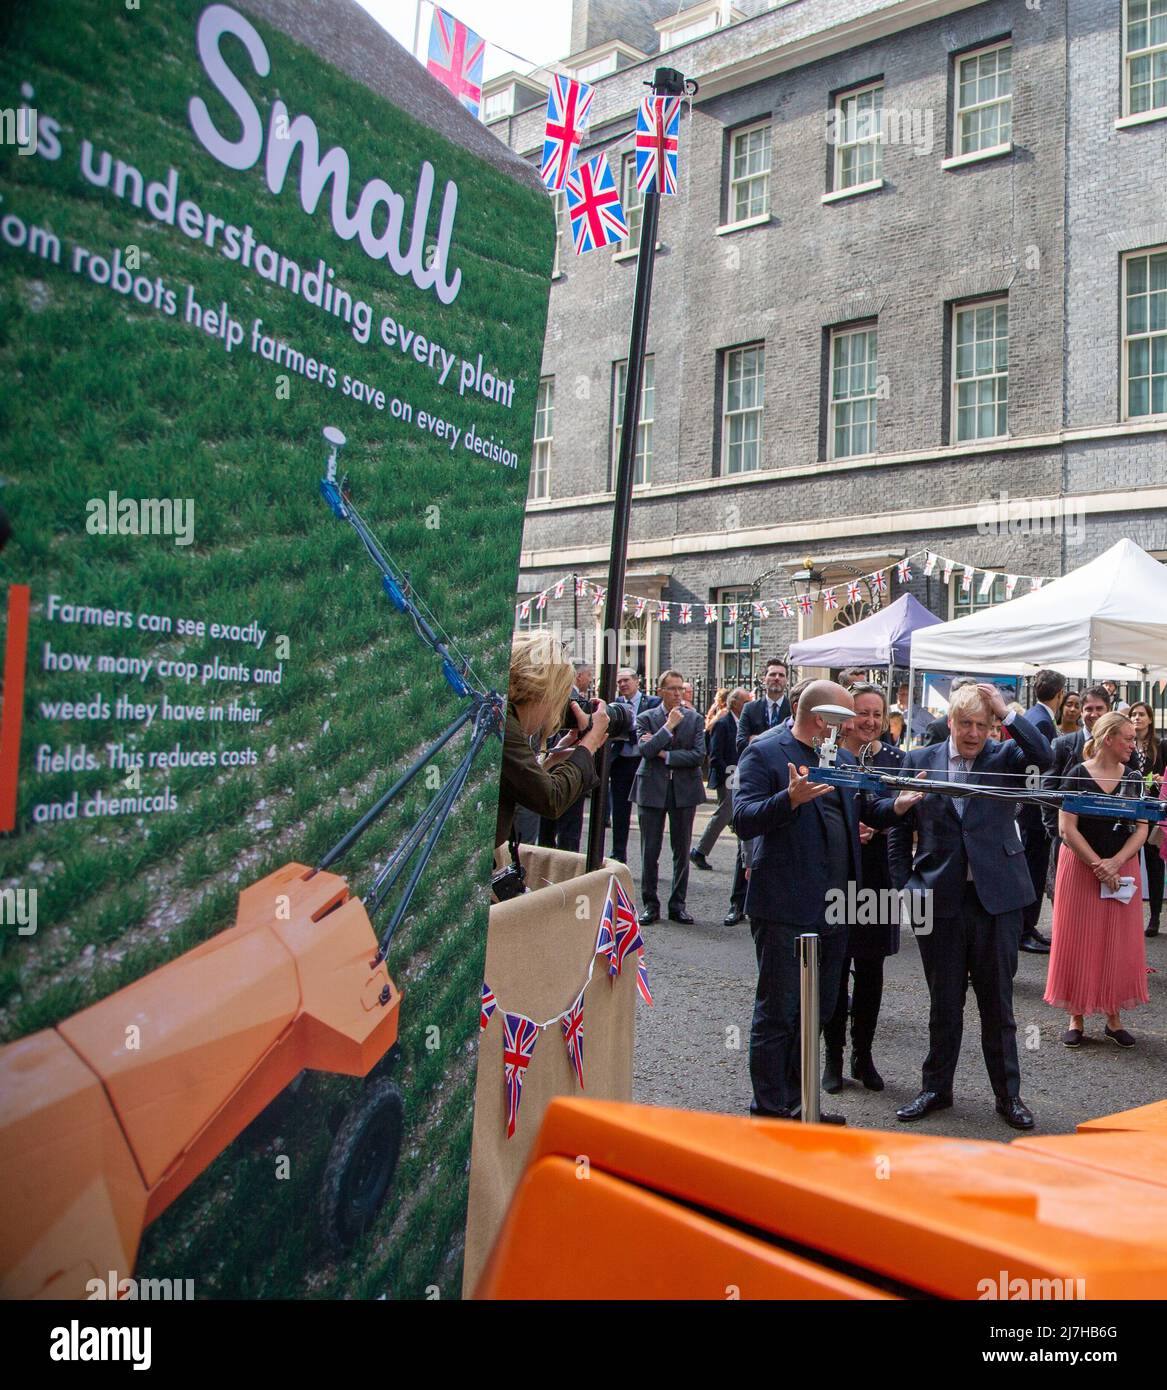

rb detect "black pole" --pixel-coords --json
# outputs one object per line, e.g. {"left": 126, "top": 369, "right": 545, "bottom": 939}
{"left": 586, "top": 67, "right": 687, "bottom": 874}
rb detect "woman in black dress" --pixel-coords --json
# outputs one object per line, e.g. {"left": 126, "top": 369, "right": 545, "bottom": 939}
{"left": 1128, "top": 701, "right": 1165, "bottom": 935}
{"left": 823, "top": 683, "right": 904, "bottom": 1093}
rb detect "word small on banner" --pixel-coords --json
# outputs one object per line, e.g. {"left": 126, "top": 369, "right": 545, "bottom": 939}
{"left": 635, "top": 94, "right": 681, "bottom": 196}
{"left": 566, "top": 154, "right": 628, "bottom": 254}
{"left": 541, "top": 74, "right": 593, "bottom": 191}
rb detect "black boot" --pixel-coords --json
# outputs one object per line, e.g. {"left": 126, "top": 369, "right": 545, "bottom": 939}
{"left": 1147, "top": 916, "right": 1161, "bottom": 938}
{"left": 822, "top": 1045, "right": 844, "bottom": 1094}
{"left": 851, "top": 1049, "right": 884, "bottom": 1091}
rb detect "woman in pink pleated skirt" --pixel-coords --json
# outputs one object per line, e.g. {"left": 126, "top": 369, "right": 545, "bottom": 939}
{"left": 1044, "top": 712, "right": 1150, "bottom": 1048}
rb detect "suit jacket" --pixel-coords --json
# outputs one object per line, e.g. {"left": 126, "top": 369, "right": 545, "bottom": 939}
{"left": 923, "top": 716, "right": 950, "bottom": 746}
{"left": 610, "top": 691, "right": 661, "bottom": 759}
{"left": 1023, "top": 702, "right": 1059, "bottom": 745}
{"left": 881, "top": 716, "right": 1054, "bottom": 918}
{"left": 732, "top": 725, "right": 898, "bottom": 926}
{"left": 708, "top": 711, "right": 738, "bottom": 790}
{"left": 735, "top": 694, "right": 792, "bottom": 761}
{"left": 632, "top": 705, "right": 708, "bottom": 809}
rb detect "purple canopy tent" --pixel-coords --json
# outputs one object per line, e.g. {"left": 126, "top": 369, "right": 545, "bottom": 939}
{"left": 787, "top": 592, "right": 942, "bottom": 694}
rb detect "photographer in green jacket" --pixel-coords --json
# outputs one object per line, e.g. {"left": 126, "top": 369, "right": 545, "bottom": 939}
{"left": 495, "top": 633, "right": 610, "bottom": 848}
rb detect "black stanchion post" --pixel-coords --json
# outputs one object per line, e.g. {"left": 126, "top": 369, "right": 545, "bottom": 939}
{"left": 585, "top": 66, "right": 688, "bottom": 874}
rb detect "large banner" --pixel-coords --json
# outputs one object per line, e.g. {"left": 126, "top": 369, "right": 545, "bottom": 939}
{"left": 0, "top": 0, "right": 552, "bottom": 1299}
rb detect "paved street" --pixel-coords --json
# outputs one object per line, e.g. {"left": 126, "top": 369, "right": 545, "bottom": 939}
{"left": 588, "top": 802, "right": 1167, "bottom": 1141}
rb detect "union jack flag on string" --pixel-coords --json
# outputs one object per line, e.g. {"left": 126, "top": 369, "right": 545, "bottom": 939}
{"left": 1005, "top": 573, "right": 1019, "bottom": 599}
{"left": 679, "top": 603, "right": 692, "bottom": 624}
{"left": 565, "top": 154, "right": 628, "bottom": 255}
{"left": 897, "top": 559, "right": 913, "bottom": 583}
{"left": 518, "top": 599, "right": 530, "bottom": 620}
{"left": 426, "top": 7, "right": 486, "bottom": 118}
{"left": 536, "top": 590, "right": 548, "bottom": 611}
{"left": 777, "top": 598, "right": 793, "bottom": 618}
{"left": 923, "top": 552, "right": 937, "bottom": 577}
{"left": 595, "top": 892, "right": 616, "bottom": 960}
{"left": 728, "top": 604, "right": 738, "bottom": 625}
{"left": 593, "top": 585, "right": 605, "bottom": 610}
{"left": 871, "top": 570, "right": 887, "bottom": 594}
{"left": 541, "top": 75, "right": 594, "bottom": 191}
{"left": 576, "top": 575, "right": 588, "bottom": 597}
{"left": 554, "top": 579, "right": 565, "bottom": 599}
{"left": 636, "top": 949, "right": 653, "bottom": 1005}
{"left": 635, "top": 595, "right": 647, "bottom": 618}
{"left": 703, "top": 604, "right": 717, "bottom": 625}
{"left": 657, "top": 601, "right": 670, "bottom": 622}
{"left": 502, "top": 1012, "right": 540, "bottom": 1138}
{"left": 941, "top": 559, "right": 955, "bottom": 584}
{"left": 798, "top": 594, "right": 813, "bottom": 616}
{"left": 635, "top": 94, "right": 681, "bottom": 196}
{"left": 480, "top": 981, "right": 497, "bottom": 1031}
{"left": 846, "top": 580, "right": 861, "bottom": 605}
{"left": 609, "top": 878, "right": 643, "bottom": 979}
{"left": 561, "top": 991, "right": 586, "bottom": 1088}
{"left": 961, "top": 566, "right": 974, "bottom": 594}
{"left": 823, "top": 588, "right": 839, "bottom": 610}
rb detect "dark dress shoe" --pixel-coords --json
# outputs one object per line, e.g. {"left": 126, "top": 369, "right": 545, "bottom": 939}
{"left": 896, "top": 1090, "right": 952, "bottom": 1122}
{"left": 850, "top": 1051, "right": 884, "bottom": 1091}
{"left": 780, "top": 1106, "right": 846, "bottom": 1124}
{"left": 723, "top": 907, "right": 746, "bottom": 926}
{"left": 638, "top": 909, "right": 659, "bottom": 926}
{"left": 668, "top": 908, "right": 695, "bottom": 924}
{"left": 689, "top": 849, "right": 712, "bottom": 871}
{"left": 995, "top": 1096, "right": 1035, "bottom": 1129}
{"left": 1146, "top": 919, "right": 1161, "bottom": 938}
{"left": 822, "top": 1050, "right": 844, "bottom": 1094}
{"left": 1104, "top": 1025, "right": 1135, "bottom": 1048}
{"left": 1020, "top": 933, "right": 1051, "bottom": 954}
{"left": 1062, "top": 1028, "right": 1083, "bottom": 1048}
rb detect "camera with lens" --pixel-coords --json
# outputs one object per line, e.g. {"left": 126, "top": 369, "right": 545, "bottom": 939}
{"left": 569, "top": 696, "right": 635, "bottom": 741}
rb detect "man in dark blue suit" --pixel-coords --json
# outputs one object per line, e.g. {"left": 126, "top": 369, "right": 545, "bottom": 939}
{"left": 1017, "top": 669, "right": 1067, "bottom": 953}
{"left": 733, "top": 680, "right": 920, "bottom": 1120}
{"left": 735, "top": 659, "right": 792, "bottom": 761}
{"left": 691, "top": 687, "right": 748, "bottom": 872}
{"left": 606, "top": 668, "right": 660, "bottom": 865}
{"left": 883, "top": 682, "right": 1053, "bottom": 1130}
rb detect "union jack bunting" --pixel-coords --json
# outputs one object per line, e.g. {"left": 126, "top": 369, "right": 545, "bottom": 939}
{"left": 595, "top": 892, "right": 616, "bottom": 960}
{"left": 561, "top": 991, "right": 586, "bottom": 1089}
{"left": 679, "top": 603, "right": 692, "bottom": 624}
{"left": 1005, "top": 574, "right": 1019, "bottom": 599}
{"left": 753, "top": 602, "right": 768, "bottom": 618}
{"left": 823, "top": 587, "right": 839, "bottom": 610}
{"left": 502, "top": 1012, "right": 540, "bottom": 1139}
{"left": 609, "top": 878, "right": 643, "bottom": 979}
{"left": 727, "top": 604, "right": 738, "bottom": 626}
{"left": 541, "top": 75, "right": 594, "bottom": 191}
{"left": 1030, "top": 576, "right": 1044, "bottom": 592}
{"left": 871, "top": 570, "right": 887, "bottom": 594}
{"left": 961, "top": 566, "right": 974, "bottom": 594}
{"left": 635, "top": 94, "right": 681, "bottom": 196}
{"left": 657, "top": 601, "right": 670, "bottom": 622}
{"left": 518, "top": 599, "right": 530, "bottom": 620}
{"left": 535, "top": 590, "right": 548, "bottom": 611}
{"left": 777, "top": 598, "right": 793, "bottom": 618}
{"left": 480, "top": 982, "right": 497, "bottom": 1031}
{"left": 592, "top": 585, "right": 605, "bottom": 610}
{"left": 634, "top": 596, "right": 647, "bottom": 618}
{"left": 703, "top": 604, "right": 717, "bottom": 625}
{"left": 798, "top": 594, "right": 814, "bottom": 616}
{"left": 636, "top": 949, "right": 654, "bottom": 1005}
{"left": 426, "top": 7, "right": 485, "bottom": 117}
{"left": 942, "top": 559, "right": 955, "bottom": 584}
{"left": 897, "top": 559, "right": 913, "bottom": 583}
{"left": 978, "top": 570, "right": 996, "bottom": 598}
{"left": 923, "top": 552, "right": 937, "bottom": 577}
{"left": 576, "top": 576, "right": 588, "bottom": 597}
{"left": 554, "top": 579, "right": 565, "bottom": 598}
{"left": 846, "top": 580, "right": 861, "bottom": 605}
{"left": 565, "top": 154, "right": 628, "bottom": 255}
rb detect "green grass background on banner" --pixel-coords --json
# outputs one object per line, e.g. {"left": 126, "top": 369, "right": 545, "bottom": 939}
{"left": 0, "top": 0, "right": 553, "bottom": 1298}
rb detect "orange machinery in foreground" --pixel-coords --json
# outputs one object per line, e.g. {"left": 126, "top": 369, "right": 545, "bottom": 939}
{"left": 475, "top": 1097, "right": 1167, "bottom": 1299}
{"left": 0, "top": 862, "right": 403, "bottom": 1300}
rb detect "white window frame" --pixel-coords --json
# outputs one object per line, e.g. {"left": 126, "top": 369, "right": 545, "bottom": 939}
{"left": 529, "top": 377, "right": 553, "bottom": 500}
{"left": 618, "top": 152, "right": 643, "bottom": 254}
{"left": 832, "top": 81, "right": 884, "bottom": 192}
{"left": 1123, "top": 0, "right": 1167, "bottom": 119}
{"left": 954, "top": 40, "right": 1013, "bottom": 156}
{"left": 1122, "top": 245, "right": 1167, "bottom": 420}
{"left": 483, "top": 88, "right": 513, "bottom": 123}
{"left": 612, "top": 356, "right": 655, "bottom": 488}
{"left": 550, "top": 190, "right": 565, "bottom": 278}
{"left": 951, "top": 572, "right": 1006, "bottom": 620}
{"left": 951, "top": 298, "right": 1009, "bottom": 443}
{"left": 575, "top": 53, "right": 618, "bottom": 83}
{"left": 722, "top": 344, "right": 765, "bottom": 475}
{"left": 829, "top": 324, "right": 879, "bottom": 459}
{"left": 728, "top": 120, "right": 772, "bottom": 223}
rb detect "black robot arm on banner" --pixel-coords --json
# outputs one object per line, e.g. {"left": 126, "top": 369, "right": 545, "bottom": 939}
{"left": 314, "top": 426, "right": 505, "bottom": 960}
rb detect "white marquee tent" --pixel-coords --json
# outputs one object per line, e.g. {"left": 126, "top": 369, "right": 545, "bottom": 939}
{"left": 908, "top": 539, "right": 1167, "bottom": 692}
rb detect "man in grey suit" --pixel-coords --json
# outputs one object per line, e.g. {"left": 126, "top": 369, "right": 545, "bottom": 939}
{"left": 633, "top": 669, "right": 707, "bottom": 926}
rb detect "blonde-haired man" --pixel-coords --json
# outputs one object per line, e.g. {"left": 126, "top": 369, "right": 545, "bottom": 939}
{"left": 882, "top": 683, "right": 1053, "bottom": 1130}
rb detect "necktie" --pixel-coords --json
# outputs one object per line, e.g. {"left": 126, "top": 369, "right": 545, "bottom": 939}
{"left": 953, "top": 757, "right": 969, "bottom": 818}
{"left": 769, "top": 701, "right": 778, "bottom": 728}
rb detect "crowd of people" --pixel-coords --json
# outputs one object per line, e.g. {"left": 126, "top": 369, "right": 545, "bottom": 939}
{"left": 495, "top": 636, "right": 1165, "bottom": 1131}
